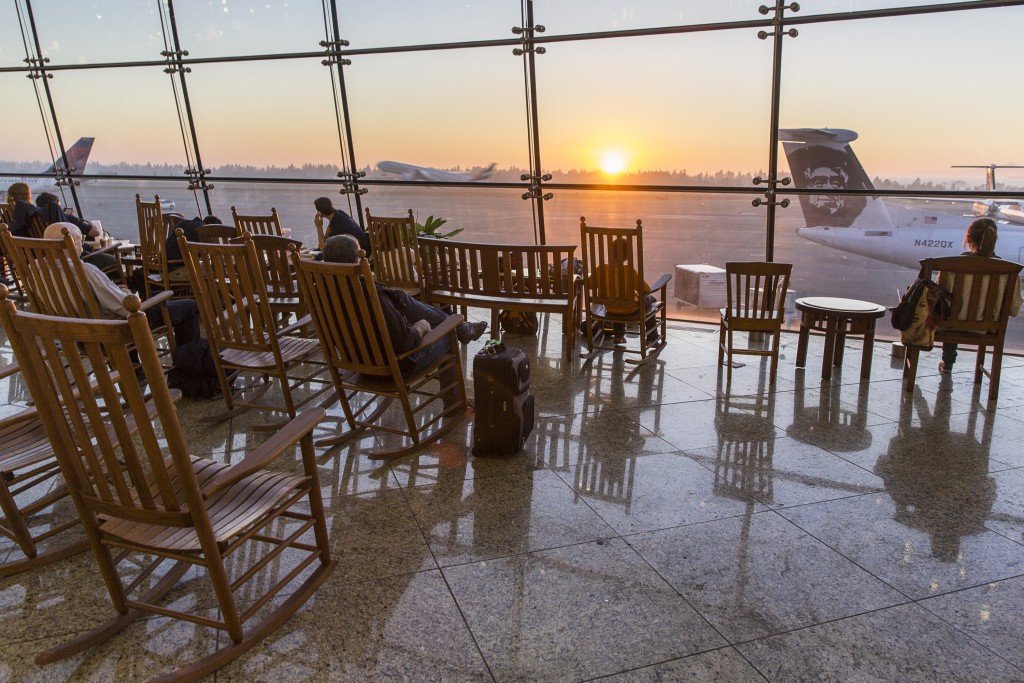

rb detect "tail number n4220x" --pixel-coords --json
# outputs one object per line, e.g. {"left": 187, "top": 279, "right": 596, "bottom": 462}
{"left": 914, "top": 239, "right": 955, "bottom": 249}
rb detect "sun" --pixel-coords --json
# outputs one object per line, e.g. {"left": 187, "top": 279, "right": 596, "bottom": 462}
{"left": 600, "top": 151, "right": 626, "bottom": 175}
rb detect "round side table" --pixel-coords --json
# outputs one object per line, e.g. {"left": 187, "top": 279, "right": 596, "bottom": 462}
{"left": 795, "top": 297, "right": 887, "bottom": 381}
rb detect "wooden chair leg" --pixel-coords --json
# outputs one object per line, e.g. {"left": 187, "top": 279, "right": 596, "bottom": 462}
{"left": 770, "top": 329, "right": 781, "bottom": 385}
{"left": 975, "top": 346, "right": 987, "bottom": 385}
{"left": 0, "top": 482, "right": 37, "bottom": 558}
{"left": 718, "top": 321, "right": 726, "bottom": 367}
{"left": 903, "top": 347, "right": 919, "bottom": 392}
{"left": 989, "top": 346, "right": 1003, "bottom": 402}
{"left": 727, "top": 329, "right": 734, "bottom": 383}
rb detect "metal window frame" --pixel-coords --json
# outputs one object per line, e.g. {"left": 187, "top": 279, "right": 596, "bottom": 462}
{"left": 1, "top": 0, "right": 1022, "bottom": 247}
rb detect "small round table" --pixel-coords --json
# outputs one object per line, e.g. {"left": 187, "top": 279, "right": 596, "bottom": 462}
{"left": 795, "top": 297, "right": 887, "bottom": 381}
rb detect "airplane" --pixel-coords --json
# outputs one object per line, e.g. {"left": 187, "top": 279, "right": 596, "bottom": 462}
{"left": 950, "top": 164, "right": 1024, "bottom": 225}
{"left": 2, "top": 137, "right": 175, "bottom": 210}
{"left": 377, "top": 160, "right": 496, "bottom": 182}
{"left": 782, "top": 128, "right": 1024, "bottom": 269}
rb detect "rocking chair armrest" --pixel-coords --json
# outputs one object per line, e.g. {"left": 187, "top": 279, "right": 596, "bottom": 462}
{"left": 278, "top": 314, "right": 313, "bottom": 337}
{"left": 0, "top": 361, "right": 18, "bottom": 380}
{"left": 650, "top": 274, "right": 672, "bottom": 293}
{"left": 201, "top": 407, "right": 326, "bottom": 499}
{"left": 398, "top": 314, "right": 464, "bottom": 360}
{"left": 137, "top": 289, "right": 174, "bottom": 312}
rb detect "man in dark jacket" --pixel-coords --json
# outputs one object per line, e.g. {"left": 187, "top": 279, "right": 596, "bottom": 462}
{"left": 322, "top": 235, "right": 486, "bottom": 379}
{"left": 314, "top": 197, "right": 371, "bottom": 256}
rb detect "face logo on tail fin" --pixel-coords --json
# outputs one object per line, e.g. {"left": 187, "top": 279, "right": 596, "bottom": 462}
{"left": 788, "top": 144, "right": 867, "bottom": 227}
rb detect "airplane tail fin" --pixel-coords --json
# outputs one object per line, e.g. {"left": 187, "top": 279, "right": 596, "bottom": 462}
{"left": 780, "top": 128, "right": 893, "bottom": 230}
{"left": 470, "top": 162, "right": 496, "bottom": 181}
{"left": 42, "top": 137, "right": 95, "bottom": 175}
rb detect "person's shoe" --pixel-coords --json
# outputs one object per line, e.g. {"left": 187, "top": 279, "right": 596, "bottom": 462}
{"left": 457, "top": 321, "right": 488, "bottom": 345}
{"left": 938, "top": 360, "right": 952, "bottom": 374}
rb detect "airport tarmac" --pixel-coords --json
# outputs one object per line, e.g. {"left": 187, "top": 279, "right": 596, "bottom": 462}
{"left": 64, "top": 179, "right": 1024, "bottom": 352}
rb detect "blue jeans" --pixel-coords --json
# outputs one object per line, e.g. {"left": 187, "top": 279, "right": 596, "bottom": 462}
{"left": 395, "top": 293, "right": 460, "bottom": 402}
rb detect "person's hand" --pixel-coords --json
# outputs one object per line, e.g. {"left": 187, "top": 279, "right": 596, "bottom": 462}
{"left": 313, "top": 213, "right": 324, "bottom": 230}
{"left": 412, "top": 319, "right": 431, "bottom": 338}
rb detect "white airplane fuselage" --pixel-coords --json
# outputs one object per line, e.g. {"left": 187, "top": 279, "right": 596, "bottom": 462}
{"left": 798, "top": 202, "right": 1024, "bottom": 269}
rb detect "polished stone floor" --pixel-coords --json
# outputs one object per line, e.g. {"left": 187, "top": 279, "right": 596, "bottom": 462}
{"left": 2, "top": 314, "right": 1024, "bottom": 681}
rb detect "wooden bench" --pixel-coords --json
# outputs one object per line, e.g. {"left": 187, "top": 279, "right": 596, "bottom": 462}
{"left": 418, "top": 237, "right": 582, "bottom": 359}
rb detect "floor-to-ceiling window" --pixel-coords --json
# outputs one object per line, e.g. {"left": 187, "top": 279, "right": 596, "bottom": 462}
{"left": 2, "top": 0, "right": 1022, "bottom": 344}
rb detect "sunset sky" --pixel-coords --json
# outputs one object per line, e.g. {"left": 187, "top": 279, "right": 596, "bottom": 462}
{"left": 2, "top": 1, "right": 1022, "bottom": 184}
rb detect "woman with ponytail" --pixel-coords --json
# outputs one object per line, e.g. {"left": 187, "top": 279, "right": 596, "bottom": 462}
{"left": 939, "top": 217, "right": 1023, "bottom": 373}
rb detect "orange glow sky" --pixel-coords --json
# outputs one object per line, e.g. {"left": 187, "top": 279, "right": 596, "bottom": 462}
{"left": 2, "top": 2, "right": 1023, "bottom": 183}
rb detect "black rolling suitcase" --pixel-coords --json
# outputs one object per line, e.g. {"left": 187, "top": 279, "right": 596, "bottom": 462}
{"left": 472, "top": 340, "right": 534, "bottom": 457}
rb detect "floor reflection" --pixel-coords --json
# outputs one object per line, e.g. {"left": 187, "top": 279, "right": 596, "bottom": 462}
{"left": 877, "top": 384, "right": 996, "bottom": 561}
{"left": 787, "top": 372, "right": 872, "bottom": 453}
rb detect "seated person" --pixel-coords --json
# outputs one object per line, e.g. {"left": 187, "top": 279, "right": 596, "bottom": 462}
{"left": 940, "top": 218, "right": 1023, "bottom": 373}
{"left": 586, "top": 236, "right": 657, "bottom": 344}
{"left": 322, "top": 235, "right": 485, "bottom": 397}
{"left": 165, "top": 214, "right": 223, "bottom": 283}
{"left": 35, "top": 192, "right": 117, "bottom": 273}
{"left": 6, "top": 182, "right": 38, "bottom": 237}
{"left": 314, "top": 197, "right": 371, "bottom": 256}
{"left": 43, "top": 222, "right": 201, "bottom": 348}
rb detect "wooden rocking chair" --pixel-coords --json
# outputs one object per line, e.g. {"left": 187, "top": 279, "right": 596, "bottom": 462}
{"left": 365, "top": 208, "right": 421, "bottom": 296}
{"left": 135, "top": 194, "right": 191, "bottom": 299}
{"left": 0, "top": 361, "right": 88, "bottom": 576}
{"left": 195, "top": 223, "right": 241, "bottom": 244}
{"left": 178, "top": 233, "right": 333, "bottom": 426}
{"left": 0, "top": 291, "right": 335, "bottom": 681}
{"left": 238, "top": 233, "right": 306, "bottom": 322}
{"left": 0, "top": 226, "right": 179, "bottom": 358}
{"left": 232, "top": 206, "right": 284, "bottom": 237}
{"left": 579, "top": 217, "right": 670, "bottom": 364}
{"left": 903, "top": 256, "right": 1024, "bottom": 402}
{"left": 293, "top": 249, "right": 469, "bottom": 458}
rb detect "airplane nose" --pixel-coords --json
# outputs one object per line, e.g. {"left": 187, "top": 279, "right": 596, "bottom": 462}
{"left": 797, "top": 227, "right": 829, "bottom": 246}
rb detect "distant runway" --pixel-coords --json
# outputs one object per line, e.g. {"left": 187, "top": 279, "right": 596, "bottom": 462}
{"left": 72, "top": 179, "right": 1024, "bottom": 352}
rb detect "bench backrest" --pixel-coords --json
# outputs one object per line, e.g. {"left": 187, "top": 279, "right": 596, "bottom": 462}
{"left": 418, "top": 237, "right": 578, "bottom": 301}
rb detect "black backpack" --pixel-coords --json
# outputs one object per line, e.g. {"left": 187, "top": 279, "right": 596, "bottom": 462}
{"left": 891, "top": 278, "right": 929, "bottom": 331}
{"left": 891, "top": 261, "right": 953, "bottom": 331}
{"left": 166, "top": 338, "right": 225, "bottom": 399}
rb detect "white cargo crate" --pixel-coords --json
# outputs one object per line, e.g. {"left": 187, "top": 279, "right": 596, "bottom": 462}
{"left": 674, "top": 264, "right": 727, "bottom": 309}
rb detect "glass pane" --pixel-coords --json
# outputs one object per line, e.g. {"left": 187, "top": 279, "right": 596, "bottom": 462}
{"left": 0, "top": 74, "right": 57, "bottom": 173}
{"left": 776, "top": 190, "right": 1024, "bottom": 353}
{"left": 359, "top": 186, "right": 537, "bottom": 244}
{"left": 778, "top": 9, "right": 1024, "bottom": 350}
{"left": 48, "top": 68, "right": 188, "bottom": 173}
{"left": 74, "top": 179, "right": 204, "bottom": 241}
{"left": 31, "top": 0, "right": 166, "bottom": 65}
{"left": 0, "top": 2, "right": 30, "bottom": 67}
{"left": 535, "top": 0, "right": 764, "bottom": 34}
{"left": 545, "top": 189, "right": 766, "bottom": 323}
{"left": 797, "top": 0, "right": 983, "bottom": 16}
{"left": 339, "top": 0, "right": 521, "bottom": 49}
{"left": 172, "top": 0, "right": 330, "bottom": 58}
{"left": 348, "top": 48, "right": 530, "bottom": 180}
{"left": 187, "top": 59, "right": 344, "bottom": 179}
{"left": 206, "top": 181, "right": 340, "bottom": 245}
{"left": 537, "top": 31, "right": 770, "bottom": 185}
{"left": 206, "top": 183, "right": 538, "bottom": 248}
